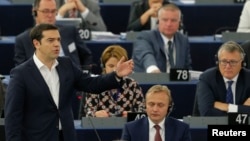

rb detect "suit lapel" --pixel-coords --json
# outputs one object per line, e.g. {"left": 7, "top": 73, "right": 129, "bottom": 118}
{"left": 165, "top": 118, "right": 175, "bottom": 141}
{"left": 57, "top": 26, "right": 71, "bottom": 56}
{"left": 235, "top": 71, "right": 244, "bottom": 103}
{"left": 142, "top": 118, "right": 150, "bottom": 141}
{"left": 27, "top": 59, "right": 56, "bottom": 106}
{"left": 155, "top": 30, "right": 165, "bottom": 57}
{"left": 56, "top": 62, "right": 66, "bottom": 108}
{"left": 174, "top": 33, "right": 180, "bottom": 67}
{"left": 216, "top": 70, "right": 228, "bottom": 101}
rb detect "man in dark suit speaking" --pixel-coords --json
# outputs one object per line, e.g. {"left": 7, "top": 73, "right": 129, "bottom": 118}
{"left": 5, "top": 23, "right": 134, "bottom": 141}
{"left": 133, "top": 3, "right": 192, "bottom": 73}
{"left": 14, "top": 0, "right": 93, "bottom": 68}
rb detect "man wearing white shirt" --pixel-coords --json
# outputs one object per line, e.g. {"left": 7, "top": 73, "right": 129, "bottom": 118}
{"left": 195, "top": 41, "right": 250, "bottom": 116}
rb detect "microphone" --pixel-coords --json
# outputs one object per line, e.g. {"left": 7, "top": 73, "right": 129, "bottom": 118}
{"left": 87, "top": 117, "right": 102, "bottom": 141}
{"left": 213, "top": 26, "right": 237, "bottom": 41}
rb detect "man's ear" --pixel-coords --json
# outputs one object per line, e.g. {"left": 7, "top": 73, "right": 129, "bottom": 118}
{"left": 32, "top": 39, "right": 40, "bottom": 49}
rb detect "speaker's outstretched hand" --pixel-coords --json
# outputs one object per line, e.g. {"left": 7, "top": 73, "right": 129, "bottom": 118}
{"left": 115, "top": 56, "right": 134, "bottom": 77}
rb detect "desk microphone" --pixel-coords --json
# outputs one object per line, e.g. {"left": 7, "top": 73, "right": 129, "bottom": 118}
{"left": 87, "top": 117, "right": 102, "bottom": 141}
{"left": 213, "top": 26, "right": 236, "bottom": 41}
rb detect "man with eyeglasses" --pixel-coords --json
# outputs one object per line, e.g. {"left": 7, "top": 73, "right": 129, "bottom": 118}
{"left": 195, "top": 41, "right": 250, "bottom": 116}
{"left": 14, "top": 0, "right": 93, "bottom": 69}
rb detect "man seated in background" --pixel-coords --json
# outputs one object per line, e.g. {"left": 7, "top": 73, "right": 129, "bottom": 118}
{"left": 133, "top": 3, "right": 192, "bottom": 73}
{"left": 84, "top": 45, "right": 145, "bottom": 117}
{"left": 121, "top": 85, "right": 192, "bottom": 141}
{"left": 195, "top": 41, "right": 250, "bottom": 116}
{"left": 14, "top": 0, "right": 93, "bottom": 69}
{"left": 57, "top": 0, "right": 107, "bottom": 31}
{"left": 127, "top": 0, "right": 169, "bottom": 31}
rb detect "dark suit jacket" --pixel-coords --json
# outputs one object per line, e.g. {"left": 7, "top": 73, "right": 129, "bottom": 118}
{"left": 196, "top": 67, "right": 250, "bottom": 116}
{"left": 5, "top": 56, "right": 120, "bottom": 141}
{"left": 121, "top": 117, "right": 192, "bottom": 141}
{"left": 133, "top": 29, "right": 192, "bottom": 72}
{"left": 14, "top": 25, "right": 93, "bottom": 67}
{"left": 127, "top": 0, "right": 170, "bottom": 31}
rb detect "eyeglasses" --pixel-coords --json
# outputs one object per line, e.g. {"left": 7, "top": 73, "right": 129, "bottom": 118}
{"left": 218, "top": 59, "right": 242, "bottom": 66}
{"left": 37, "top": 9, "right": 57, "bottom": 15}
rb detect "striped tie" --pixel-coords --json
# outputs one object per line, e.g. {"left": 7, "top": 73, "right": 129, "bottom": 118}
{"left": 226, "top": 81, "right": 234, "bottom": 104}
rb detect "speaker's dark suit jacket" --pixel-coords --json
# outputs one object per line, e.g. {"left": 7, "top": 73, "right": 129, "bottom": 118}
{"left": 14, "top": 25, "right": 92, "bottom": 67}
{"left": 196, "top": 67, "right": 250, "bottom": 116}
{"left": 5, "top": 56, "right": 121, "bottom": 141}
{"left": 127, "top": 0, "right": 169, "bottom": 31}
{"left": 133, "top": 29, "right": 192, "bottom": 72}
{"left": 121, "top": 117, "right": 192, "bottom": 141}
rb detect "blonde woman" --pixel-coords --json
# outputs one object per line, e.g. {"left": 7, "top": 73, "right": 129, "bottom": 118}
{"left": 84, "top": 45, "right": 145, "bottom": 117}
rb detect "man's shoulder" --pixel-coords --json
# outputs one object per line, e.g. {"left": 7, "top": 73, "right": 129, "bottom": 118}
{"left": 200, "top": 67, "right": 218, "bottom": 79}
{"left": 167, "top": 117, "right": 189, "bottom": 128}
{"left": 174, "top": 32, "right": 188, "bottom": 40}
{"left": 57, "top": 24, "right": 76, "bottom": 30}
{"left": 56, "top": 25, "right": 76, "bottom": 36}
{"left": 125, "top": 117, "right": 146, "bottom": 127}
{"left": 240, "top": 68, "right": 250, "bottom": 77}
{"left": 16, "top": 29, "right": 31, "bottom": 39}
{"left": 139, "top": 30, "right": 159, "bottom": 36}
{"left": 57, "top": 56, "right": 72, "bottom": 62}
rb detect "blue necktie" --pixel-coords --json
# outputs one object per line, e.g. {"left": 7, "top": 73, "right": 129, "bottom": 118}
{"left": 226, "top": 81, "right": 234, "bottom": 104}
{"left": 168, "top": 41, "right": 174, "bottom": 67}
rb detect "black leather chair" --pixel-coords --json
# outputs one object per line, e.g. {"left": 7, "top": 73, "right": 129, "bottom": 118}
{"left": 241, "top": 40, "right": 250, "bottom": 69}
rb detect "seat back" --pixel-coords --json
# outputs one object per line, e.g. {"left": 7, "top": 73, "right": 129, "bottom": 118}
{"left": 241, "top": 40, "right": 250, "bottom": 69}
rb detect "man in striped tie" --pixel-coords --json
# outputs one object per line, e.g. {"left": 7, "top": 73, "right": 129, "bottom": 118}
{"left": 195, "top": 41, "right": 250, "bottom": 116}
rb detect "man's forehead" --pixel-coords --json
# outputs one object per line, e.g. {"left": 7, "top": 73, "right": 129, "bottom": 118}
{"left": 42, "top": 30, "right": 60, "bottom": 37}
{"left": 38, "top": 0, "right": 57, "bottom": 8}
{"left": 150, "top": 0, "right": 162, "bottom": 3}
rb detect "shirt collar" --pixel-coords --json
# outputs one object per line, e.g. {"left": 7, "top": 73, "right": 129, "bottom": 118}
{"left": 33, "top": 53, "right": 59, "bottom": 70}
{"left": 160, "top": 33, "right": 174, "bottom": 46}
{"left": 223, "top": 74, "right": 239, "bottom": 83}
{"left": 148, "top": 117, "right": 166, "bottom": 130}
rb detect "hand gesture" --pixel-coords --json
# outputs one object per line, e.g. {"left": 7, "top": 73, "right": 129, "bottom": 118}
{"left": 115, "top": 57, "right": 134, "bottom": 77}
